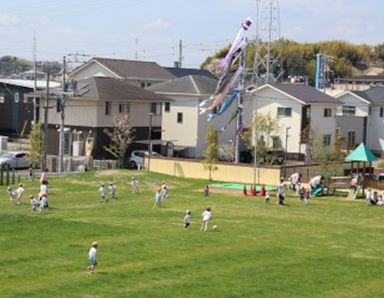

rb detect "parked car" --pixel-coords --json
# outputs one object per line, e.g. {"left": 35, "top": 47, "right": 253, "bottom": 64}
{"left": 0, "top": 151, "right": 30, "bottom": 169}
{"left": 128, "top": 150, "right": 161, "bottom": 168}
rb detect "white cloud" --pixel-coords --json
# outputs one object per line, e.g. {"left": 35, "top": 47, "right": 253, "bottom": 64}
{"left": 0, "top": 14, "right": 19, "bottom": 26}
{"left": 142, "top": 19, "right": 171, "bottom": 31}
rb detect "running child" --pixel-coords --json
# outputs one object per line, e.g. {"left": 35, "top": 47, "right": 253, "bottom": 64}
{"left": 99, "top": 184, "right": 107, "bottom": 203}
{"left": 203, "top": 185, "right": 209, "bottom": 197}
{"left": 154, "top": 187, "right": 161, "bottom": 208}
{"left": 265, "top": 190, "right": 270, "bottom": 204}
{"left": 109, "top": 183, "right": 117, "bottom": 200}
{"left": 184, "top": 210, "right": 191, "bottom": 229}
{"left": 160, "top": 181, "right": 168, "bottom": 199}
{"left": 131, "top": 177, "right": 141, "bottom": 194}
{"left": 30, "top": 195, "right": 39, "bottom": 212}
{"left": 16, "top": 183, "right": 25, "bottom": 205}
{"left": 201, "top": 207, "right": 212, "bottom": 231}
{"left": 7, "top": 187, "right": 17, "bottom": 203}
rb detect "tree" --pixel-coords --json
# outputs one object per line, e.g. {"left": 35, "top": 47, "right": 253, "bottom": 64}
{"left": 103, "top": 114, "right": 134, "bottom": 168}
{"left": 202, "top": 125, "right": 219, "bottom": 180}
{"left": 27, "top": 123, "right": 43, "bottom": 168}
{"left": 241, "top": 113, "right": 280, "bottom": 165}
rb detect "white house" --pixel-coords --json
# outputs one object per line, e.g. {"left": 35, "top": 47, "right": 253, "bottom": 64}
{"left": 335, "top": 87, "right": 384, "bottom": 155}
{"left": 248, "top": 83, "right": 341, "bottom": 160}
{"left": 148, "top": 75, "right": 238, "bottom": 158}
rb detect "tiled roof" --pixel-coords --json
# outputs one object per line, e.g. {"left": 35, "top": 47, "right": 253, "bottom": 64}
{"left": 268, "top": 83, "right": 340, "bottom": 104}
{"left": 92, "top": 57, "right": 176, "bottom": 80}
{"left": 164, "top": 67, "right": 217, "bottom": 79}
{"left": 147, "top": 75, "right": 218, "bottom": 96}
{"left": 75, "top": 77, "right": 169, "bottom": 102}
{"left": 352, "top": 87, "right": 384, "bottom": 104}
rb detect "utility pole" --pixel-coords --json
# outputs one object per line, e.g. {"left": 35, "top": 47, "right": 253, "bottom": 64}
{"left": 42, "top": 68, "right": 50, "bottom": 170}
{"left": 178, "top": 39, "right": 183, "bottom": 68}
{"left": 33, "top": 31, "right": 37, "bottom": 124}
{"left": 58, "top": 56, "right": 66, "bottom": 173}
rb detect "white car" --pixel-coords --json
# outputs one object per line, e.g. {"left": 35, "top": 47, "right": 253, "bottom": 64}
{"left": 128, "top": 150, "right": 160, "bottom": 168}
{"left": 0, "top": 151, "right": 30, "bottom": 169}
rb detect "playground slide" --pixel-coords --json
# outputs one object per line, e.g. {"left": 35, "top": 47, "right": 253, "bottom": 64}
{"left": 311, "top": 185, "right": 325, "bottom": 197}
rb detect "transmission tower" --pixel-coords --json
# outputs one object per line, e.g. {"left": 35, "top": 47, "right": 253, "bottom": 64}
{"left": 251, "top": 0, "right": 283, "bottom": 85}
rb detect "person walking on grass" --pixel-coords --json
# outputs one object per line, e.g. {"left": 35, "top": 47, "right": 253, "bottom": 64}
{"left": 99, "top": 184, "right": 107, "bottom": 203}
{"left": 160, "top": 181, "right": 168, "bottom": 199}
{"left": 131, "top": 177, "right": 141, "bottom": 194}
{"left": 303, "top": 188, "right": 310, "bottom": 205}
{"left": 16, "top": 183, "right": 25, "bottom": 205}
{"left": 39, "top": 194, "right": 48, "bottom": 212}
{"left": 30, "top": 195, "right": 39, "bottom": 212}
{"left": 277, "top": 178, "right": 286, "bottom": 206}
{"left": 201, "top": 207, "right": 212, "bottom": 231}
{"left": 265, "top": 190, "right": 270, "bottom": 204}
{"left": 7, "top": 187, "right": 17, "bottom": 203}
{"left": 88, "top": 241, "right": 99, "bottom": 274}
{"left": 109, "top": 183, "right": 117, "bottom": 200}
{"left": 184, "top": 210, "right": 191, "bottom": 229}
{"left": 154, "top": 187, "right": 161, "bottom": 208}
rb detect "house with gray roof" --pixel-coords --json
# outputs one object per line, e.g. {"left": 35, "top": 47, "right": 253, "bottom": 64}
{"left": 335, "top": 87, "right": 384, "bottom": 155}
{"left": 248, "top": 83, "right": 341, "bottom": 161}
{"left": 164, "top": 66, "right": 217, "bottom": 79}
{"left": 69, "top": 57, "right": 176, "bottom": 88}
{"left": 40, "top": 76, "right": 170, "bottom": 160}
{"left": 148, "top": 75, "right": 239, "bottom": 158}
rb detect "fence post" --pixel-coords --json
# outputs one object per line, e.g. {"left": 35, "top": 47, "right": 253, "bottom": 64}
{"left": 6, "top": 164, "right": 10, "bottom": 185}
{"left": 12, "top": 168, "right": 15, "bottom": 185}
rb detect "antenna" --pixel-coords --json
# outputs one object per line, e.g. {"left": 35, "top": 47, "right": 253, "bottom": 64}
{"left": 134, "top": 38, "right": 139, "bottom": 60}
{"left": 33, "top": 31, "right": 37, "bottom": 123}
{"left": 251, "top": 0, "right": 283, "bottom": 85}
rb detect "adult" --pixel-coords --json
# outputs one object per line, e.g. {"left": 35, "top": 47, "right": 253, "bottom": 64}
{"left": 309, "top": 175, "right": 324, "bottom": 191}
{"left": 290, "top": 172, "right": 302, "bottom": 192}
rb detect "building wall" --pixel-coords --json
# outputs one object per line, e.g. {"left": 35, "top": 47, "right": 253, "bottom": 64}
{"left": 368, "top": 105, "right": 384, "bottom": 153}
{"left": 146, "top": 156, "right": 281, "bottom": 185}
{"left": 251, "top": 87, "right": 302, "bottom": 153}
{"left": 310, "top": 103, "right": 337, "bottom": 145}
{"left": 336, "top": 93, "right": 369, "bottom": 117}
{"left": 336, "top": 116, "right": 365, "bottom": 146}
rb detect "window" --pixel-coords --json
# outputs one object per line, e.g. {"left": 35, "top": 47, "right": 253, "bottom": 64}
{"left": 177, "top": 112, "right": 183, "bottom": 123}
{"left": 14, "top": 92, "right": 19, "bottom": 103}
{"left": 165, "top": 102, "right": 170, "bottom": 112}
{"left": 119, "top": 103, "right": 130, "bottom": 113}
{"left": 348, "top": 131, "right": 355, "bottom": 149}
{"left": 0, "top": 93, "right": 4, "bottom": 103}
{"left": 324, "top": 108, "right": 332, "bottom": 117}
{"left": 335, "top": 127, "right": 341, "bottom": 136}
{"left": 140, "top": 82, "right": 145, "bottom": 88}
{"left": 277, "top": 107, "right": 292, "bottom": 117}
{"left": 369, "top": 107, "right": 372, "bottom": 115}
{"left": 380, "top": 107, "right": 384, "bottom": 118}
{"left": 151, "top": 103, "right": 162, "bottom": 115}
{"left": 342, "top": 105, "right": 356, "bottom": 115}
{"left": 323, "top": 134, "right": 331, "bottom": 146}
{"left": 105, "top": 101, "right": 112, "bottom": 115}
{"left": 146, "top": 83, "right": 152, "bottom": 87}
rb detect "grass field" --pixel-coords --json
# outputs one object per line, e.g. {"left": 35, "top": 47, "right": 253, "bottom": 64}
{"left": 1, "top": 170, "right": 384, "bottom": 298}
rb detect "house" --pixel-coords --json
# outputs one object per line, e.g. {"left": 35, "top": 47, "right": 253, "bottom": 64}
{"left": 0, "top": 79, "right": 60, "bottom": 136}
{"left": 39, "top": 76, "right": 170, "bottom": 160}
{"left": 248, "top": 83, "right": 341, "bottom": 160}
{"left": 69, "top": 57, "right": 176, "bottom": 88}
{"left": 335, "top": 87, "right": 384, "bottom": 155}
{"left": 148, "top": 75, "right": 238, "bottom": 159}
{"left": 164, "top": 66, "right": 217, "bottom": 79}
{"left": 332, "top": 74, "right": 384, "bottom": 91}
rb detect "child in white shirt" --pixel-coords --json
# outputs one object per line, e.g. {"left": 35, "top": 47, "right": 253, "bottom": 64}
{"left": 201, "top": 207, "right": 212, "bottom": 231}
{"left": 184, "top": 210, "right": 191, "bottom": 229}
{"left": 99, "top": 184, "right": 107, "bottom": 203}
{"left": 7, "top": 187, "right": 17, "bottom": 203}
{"left": 30, "top": 195, "right": 39, "bottom": 212}
{"left": 131, "top": 177, "right": 140, "bottom": 193}
{"left": 265, "top": 190, "right": 270, "bottom": 204}
{"left": 16, "top": 183, "right": 25, "bottom": 205}
{"left": 88, "top": 241, "right": 99, "bottom": 274}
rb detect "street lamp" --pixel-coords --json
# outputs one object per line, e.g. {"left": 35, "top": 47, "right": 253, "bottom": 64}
{"left": 283, "top": 126, "right": 291, "bottom": 178}
{"left": 147, "top": 112, "right": 154, "bottom": 171}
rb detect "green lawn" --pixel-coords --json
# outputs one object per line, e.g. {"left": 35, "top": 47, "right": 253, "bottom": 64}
{"left": 1, "top": 170, "right": 383, "bottom": 298}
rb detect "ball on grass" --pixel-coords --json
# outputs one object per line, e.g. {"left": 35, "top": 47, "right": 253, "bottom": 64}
{"left": 213, "top": 225, "right": 218, "bottom": 230}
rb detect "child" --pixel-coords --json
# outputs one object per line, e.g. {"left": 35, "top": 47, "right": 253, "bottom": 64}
{"left": 277, "top": 178, "right": 285, "bottom": 205}
{"left": 7, "top": 187, "right": 17, "bottom": 203}
{"left": 303, "top": 188, "right": 310, "bottom": 205}
{"left": 88, "top": 241, "right": 99, "bottom": 274}
{"left": 299, "top": 187, "right": 305, "bottom": 201}
{"left": 109, "top": 183, "right": 117, "bottom": 200}
{"left": 265, "top": 190, "right": 270, "bottom": 204}
{"left": 99, "top": 184, "right": 107, "bottom": 203}
{"left": 260, "top": 185, "right": 267, "bottom": 197}
{"left": 201, "top": 207, "right": 212, "bottom": 232}
{"left": 39, "top": 194, "right": 48, "bottom": 212}
{"left": 131, "top": 177, "right": 140, "bottom": 194}
{"left": 30, "top": 195, "right": 39, "bottom": 212}
{"left": 184, "top": 210, "right": 191, "bottom": 229}
{"left": 160, "top": 181, "right": 168, "bottom": 199}
{"left": 154, "top": 187, "right": 161, "bottom": 208}
{"left": 28, "top": 165, "right": 33, "bottom": 181}
{"left": 203, "top": 185, "right": 209, "bottom": 197}
{"left": 16, "top": 183, "right": 25, "bottom": 205}
{"left": 39, "top": 180, "right": 48, "bottom": 203}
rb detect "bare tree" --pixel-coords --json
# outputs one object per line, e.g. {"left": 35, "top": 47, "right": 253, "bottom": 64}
{"left": 103, "top": 114, "right": 134, "bottom": 168}
{"left": 27, "top": 123, "right": 43, "bottom": 168}
{"left": 202, "top": 124, "right": 219, "bottom": 180}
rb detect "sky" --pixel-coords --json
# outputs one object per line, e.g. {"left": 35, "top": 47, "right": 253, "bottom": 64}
{"left": 0, "top": 0, "right": 383, "bottom": 68}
